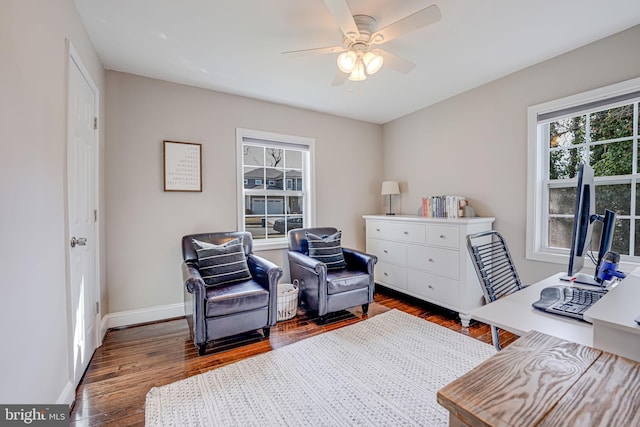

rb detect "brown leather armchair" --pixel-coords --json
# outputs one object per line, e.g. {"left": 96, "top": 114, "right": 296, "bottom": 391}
{"left": 287, "top": 227, "right": 377, "bottom": 323}
{"left": 181, "top": 231, "right": 282, "bottom": 355}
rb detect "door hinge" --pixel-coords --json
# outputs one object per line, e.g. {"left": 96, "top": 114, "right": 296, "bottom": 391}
{"left": 94, "top": 209, "right": 98, "bottom": 222}
{"left": 96, "top": 301, "right": 100, "bottom": 314}
{"left": 94, "top": 117, "right": 98, "bottom": 130}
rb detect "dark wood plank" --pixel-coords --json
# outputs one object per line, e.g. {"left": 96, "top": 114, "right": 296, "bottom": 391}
{"left": 69, "top": 285, "right": 511, "bottom": 426}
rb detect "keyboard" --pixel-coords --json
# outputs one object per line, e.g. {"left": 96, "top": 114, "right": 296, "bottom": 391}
{"left": 532, "top": 285, "right": 607, "bottom": 321}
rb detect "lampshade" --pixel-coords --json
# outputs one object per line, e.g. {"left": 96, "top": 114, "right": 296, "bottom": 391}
{"left": 337, "top": 51, "right": 357, "bottom": 73}
{"left": 348, "top": 61, "right": 367, "bottom": 81}
{"left": 363, "top": 51, "right": 383, "bottom": 75}
{"left": 381, "top": 180, "right": 400, "bottom": 195}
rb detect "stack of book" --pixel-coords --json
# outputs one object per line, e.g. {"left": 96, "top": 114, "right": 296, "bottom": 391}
{"left": 421, "top": 196, "right": 467, "bottom": 218}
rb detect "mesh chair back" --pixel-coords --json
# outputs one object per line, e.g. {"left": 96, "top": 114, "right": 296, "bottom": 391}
{"left": 466, "top": 230, "right": 523, "bottom": 303}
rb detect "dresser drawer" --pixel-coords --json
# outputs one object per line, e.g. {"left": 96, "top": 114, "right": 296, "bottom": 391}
{"left": 374, "top": 261, "right": 408, "bottom": 290}
{"left": 367, "top": 238, "right": 407, "bottom": 266}
{"left": 407, "top": 244, "right": 459, "bottom": 280}
{"left": 368, "top": 221, "right": 426, "bottom": 244}
{"left": 407, "top": 269, "right": 460, "bottom": 308}
{"left": 426, "top": 224, "right": 460, "bottom": 249}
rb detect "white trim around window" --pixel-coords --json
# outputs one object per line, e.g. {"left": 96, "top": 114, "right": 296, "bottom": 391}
{"left": 236, "top": 128, "right": 316, "bottom": 250}
{"left": 526, "top": 76, "right": 640, "bottom": 267}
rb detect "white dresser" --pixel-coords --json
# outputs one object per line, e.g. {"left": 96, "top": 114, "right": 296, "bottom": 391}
{"left": 363, "top": 215, "right": 495, "bottom": 327}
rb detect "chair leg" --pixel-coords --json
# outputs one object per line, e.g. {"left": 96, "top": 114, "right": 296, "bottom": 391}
{"left": 361, "top": 303, "right": 369, "bottom": 314}
{"left": 198, "top": 344, "right": 207, "bottom": 356}
{"left": 262, "top": 327, "right": 271, "bottom": 338}
{"left": 490, "top": 325, "right": 502, "bottom": 351}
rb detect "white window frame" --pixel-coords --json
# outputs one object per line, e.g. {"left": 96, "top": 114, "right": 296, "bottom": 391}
{"left": 236, "top": 128, "right": 316, "bottom": 250}
{"left": 527, "top": 76, "right": 640, "bottom": 267}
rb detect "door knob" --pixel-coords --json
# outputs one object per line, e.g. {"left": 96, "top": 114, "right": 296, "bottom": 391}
{"left": 70, "top": 237, "right": 87, "bottom": 248}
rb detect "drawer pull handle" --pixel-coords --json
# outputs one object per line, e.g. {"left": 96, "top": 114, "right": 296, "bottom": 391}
{"left": 440, "top": 234, "right": 446, "bottom": 239}
{"left": 428, "top": 285, "right": 434, "bottom": 290}
{"left": 383, "top": 250, "right": 388, "bottom": 253}
{"left": 403, "top": 231, "right": 409, "bottom": 235}
{"left": 428, "top": 258, "right": 434, "bottom": 262}
{"left": 384, "top": 272, "right": 388, "bottom": 276}
{"left": 376, "top": 228, "right": 380, "bottom": 232}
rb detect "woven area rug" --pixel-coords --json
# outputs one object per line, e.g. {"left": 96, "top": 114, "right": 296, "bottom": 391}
{"left": 145, "top": 309, "right": 495, "bottom": 426}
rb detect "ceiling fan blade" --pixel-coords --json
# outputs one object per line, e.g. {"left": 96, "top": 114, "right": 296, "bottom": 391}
{"left": 371, "top": 4, "right": 441, "bottom": 44}
{"left": 323, "top": 0, "right": 360, "bottom": 40}
{"left": 281, "top": 46, "right": 344, "bottom": 56}
{"left": 379, "top": 49, "right": 416, "bottom": 74}
{"left": 332, "top": 71, "right": 349, "bottom": 86}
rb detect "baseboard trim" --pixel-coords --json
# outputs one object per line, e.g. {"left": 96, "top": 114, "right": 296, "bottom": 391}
{"left": 103, "top": 303, "right": 184, "bottom": 330}
{"left": 57, "top": 381, "right": 75, "bottom": 406}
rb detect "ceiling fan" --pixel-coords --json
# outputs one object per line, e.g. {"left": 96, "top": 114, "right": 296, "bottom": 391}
{"left": 282, "top": 0, "right": 441, "bottom": 86}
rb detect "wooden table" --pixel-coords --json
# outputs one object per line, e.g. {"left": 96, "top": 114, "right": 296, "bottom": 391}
{"left": 437, "top": 331, "right": 640, "bottom": 427}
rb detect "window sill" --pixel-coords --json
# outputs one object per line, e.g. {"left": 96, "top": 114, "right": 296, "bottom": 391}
{"left": 253, "top": 240, "right": 289, "bottom": 251}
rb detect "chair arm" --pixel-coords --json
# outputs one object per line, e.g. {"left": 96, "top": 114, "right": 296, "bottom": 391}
{"left": 288, "top": 251, "right": 325, "bottom": 275}
{"left": 343, "top": 248, "right": 377, "bottom": 274}
{"left": 288, "top": 251, "right": 328, "bottom": 314}
{"left": 182, "top": 261, "right": 206, "bottom": 294}
{"left": 181, "top": 261, "right": 207, "bottom": 345}
{"left": 247, "top": 254, "right": 283, "bottom": 326}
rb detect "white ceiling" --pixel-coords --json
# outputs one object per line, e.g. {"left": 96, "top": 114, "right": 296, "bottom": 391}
{"left": 74, "top": 0, "right": 640, "bottom": 124}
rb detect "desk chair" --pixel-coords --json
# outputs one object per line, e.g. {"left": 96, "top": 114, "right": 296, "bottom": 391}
{"left": 466, "top": 230, "right": 524, "bottom": 350}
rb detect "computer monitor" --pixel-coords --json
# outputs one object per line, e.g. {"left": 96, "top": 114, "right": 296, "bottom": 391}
{"left": 561, "top": 163, "right": 616, "bottom": 286}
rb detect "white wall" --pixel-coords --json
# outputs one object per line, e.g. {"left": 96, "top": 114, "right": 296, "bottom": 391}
{"left": 382, "top": 25, "right": 640, "bottom": 284}
{"left": 104, "top": 72, "right": 382, "bottom": 314}
{"left": 0, "top": 0, "right": 105, "bottom": 404}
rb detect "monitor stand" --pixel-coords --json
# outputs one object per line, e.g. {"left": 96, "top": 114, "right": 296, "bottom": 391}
{"left": 560, "top": 272, "right": 603, "bottom": 287}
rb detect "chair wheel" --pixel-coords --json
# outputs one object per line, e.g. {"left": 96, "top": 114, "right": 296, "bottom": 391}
{"left": 263, "top": 327, "right": 271, "bottom": 338}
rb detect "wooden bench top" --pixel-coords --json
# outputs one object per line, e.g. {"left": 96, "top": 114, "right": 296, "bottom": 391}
{"left": 437, "top": 330, "right": 640, "bottom": 427}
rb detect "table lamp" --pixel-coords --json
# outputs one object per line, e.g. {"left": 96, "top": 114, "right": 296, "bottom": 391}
{"left": 381, "top": 181, "right": 400, "bottom": 215}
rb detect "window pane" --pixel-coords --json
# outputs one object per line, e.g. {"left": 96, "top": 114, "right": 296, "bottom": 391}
{"left": 246, "top": 195, "right": 266, "bottom": 215}
{"left": 593, "top": 218, "right": 629, "bottom": 256}
{"left": 286, "top": 150, "right": 303, "bottom": 169}
{"left": 244, "top": 167, "right": 264, "bottom": 189}
{"left": 549, "top": 187, "right": 575, "bottom": 215}
{"left": 596, "top": 183, "right": 630, "bottom": 215}
{"left": 590, "top": 104, "right": 634, "bottom": 141}
{"left": 591, "top": 140, "right": 633, "bottom": 176}
{"left": 265, "top": 168, "right": 283, "bottom": 190}
{"left": 549, "top": 217, "right": 573, "bottom": 249}
{"left": 245, "top": 215, "right": 266, "bottom": 240}
{"left": 636, "top": 183, "right": 640, "bottom": 216}
{"left": 287, "top": 195, "right": 303, "bottom": 214}
{"left": 285, "top": 169, "right": 303, "bottom": 190}
{"left": 265, "top": 148, "right": 283, "bottom": 167}
{"left": 550, "top": 116, "right": 586, "bottom": 148}
{"left": 271, "top": 216, "right": 303, "bottom": 235}
{"left": 549, "top": 148, "right": 586, "bottom": 179}
{"left": 244, "top": 145, "right": 264, "bottom": 166}
{"left": 266, "top": 196, "right": 285, "bottom": 214}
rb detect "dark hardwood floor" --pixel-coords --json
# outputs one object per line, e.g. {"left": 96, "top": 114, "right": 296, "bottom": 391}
{"left": 69, "top": 286, "right": 517, "bottom": 426}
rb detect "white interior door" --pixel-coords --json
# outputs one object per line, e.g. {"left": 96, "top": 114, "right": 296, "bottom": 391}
{"left": 67, "top": 46, "right": 99, "bottom": 388}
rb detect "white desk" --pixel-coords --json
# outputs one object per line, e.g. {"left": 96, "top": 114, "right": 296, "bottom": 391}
{"left": 469, "top": 269, "right": 640, "bottom": 361}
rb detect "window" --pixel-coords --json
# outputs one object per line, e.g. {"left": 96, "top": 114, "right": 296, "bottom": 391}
{"left": 237, "top": 128, "right": 315, "bottom": 248}
{"left": 527, "top": 77, "right": 640, "bottom": 266}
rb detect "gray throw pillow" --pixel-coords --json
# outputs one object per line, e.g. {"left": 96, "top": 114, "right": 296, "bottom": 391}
{"left": 306, "top": 231, "right": 346, "bottom": 270}
{"left": 193, "top": 237, "right": 252, "bottom": 286}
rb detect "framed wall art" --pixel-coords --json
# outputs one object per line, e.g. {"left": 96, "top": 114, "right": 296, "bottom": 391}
{"left": 163, "top": 140, "right": 202, "bottom": 192}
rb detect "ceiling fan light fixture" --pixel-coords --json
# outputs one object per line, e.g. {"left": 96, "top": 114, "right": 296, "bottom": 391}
{"left": 337, "top": 50, "right": 357, "bottom": 73}
{"left": 348, "top": 61, "right": 367, "bottom": 81}
{"left": 363, "top": 51, "right": 383, "bottom": 75}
